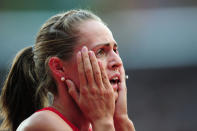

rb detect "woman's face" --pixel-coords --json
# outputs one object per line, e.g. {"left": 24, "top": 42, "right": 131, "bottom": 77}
{"left": 63, "top": 20, "right": 123, "bottom": 100}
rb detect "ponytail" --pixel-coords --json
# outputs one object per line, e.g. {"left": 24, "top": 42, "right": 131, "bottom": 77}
{"left": 0, "top": 47, "right": 47, "bottom": 131}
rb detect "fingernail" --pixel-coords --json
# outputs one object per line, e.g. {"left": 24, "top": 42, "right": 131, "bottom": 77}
{"left": 82, "top": 46, "right": 88, "bottom": 52}
{"left": 66, "top": 79, "right": 71, "bottom": 83}
{"left": 89, "top": 51, "right": 94, "bottom": 56}
{"left": 65, "top": 80, "right": 70, "bottom": 86}
{"left": 98, "top": 61, "right": 102, "bottom": 66}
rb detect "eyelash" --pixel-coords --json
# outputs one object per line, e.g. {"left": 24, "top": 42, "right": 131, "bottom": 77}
{"left": 96, "top": 48, "right": 105, "bottom": 57}
{"left": 96, "top": 47, "right": 119, "bottom": 57}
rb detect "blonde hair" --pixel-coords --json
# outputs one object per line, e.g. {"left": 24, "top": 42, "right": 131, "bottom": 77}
{"left": 0, "top": 9, "right": 103, "bottom": 131}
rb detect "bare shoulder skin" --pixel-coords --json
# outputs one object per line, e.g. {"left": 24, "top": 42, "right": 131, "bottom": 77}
{"left": 16, "top": 110, "right": 73, "bottom": 131}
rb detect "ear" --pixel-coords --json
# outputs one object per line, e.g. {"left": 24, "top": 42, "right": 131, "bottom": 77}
{"left": 48, "top": 57, "right": 66, "bottom": 81}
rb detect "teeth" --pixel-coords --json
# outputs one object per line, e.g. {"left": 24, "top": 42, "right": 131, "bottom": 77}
{"left": 111, "top": 77, "right": 118, "bottom": 80}
{"left": 110, "top": 76, "right": 120, "bottom": 85}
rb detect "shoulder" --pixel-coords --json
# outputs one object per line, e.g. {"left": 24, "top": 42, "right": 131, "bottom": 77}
{"left": 17, "top": 110, "right": 73, "bottom": 131}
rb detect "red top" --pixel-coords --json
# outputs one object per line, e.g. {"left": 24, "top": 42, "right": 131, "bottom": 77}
{"left": 37, "top": 107, "right": 92, "bottom": 131}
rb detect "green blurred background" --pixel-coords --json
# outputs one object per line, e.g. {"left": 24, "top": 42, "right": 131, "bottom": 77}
{"left": 0, "top": 0, "right": 197, "bottom": 130}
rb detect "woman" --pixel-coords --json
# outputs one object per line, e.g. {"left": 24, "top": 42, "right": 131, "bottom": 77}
{"left": 0, "top": 9, "right": 135, "bottom": 131}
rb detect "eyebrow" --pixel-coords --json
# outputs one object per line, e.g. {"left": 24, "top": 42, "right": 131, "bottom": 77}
{"left": 91, "top": 42, "right": 118, "bottom": 50}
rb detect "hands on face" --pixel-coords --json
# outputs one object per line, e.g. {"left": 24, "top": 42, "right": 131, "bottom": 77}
{"left": 65, "top": 46, "right": 133, "bottom": 130}
{"left": 65, "top": 46, "right": 115, "bottom": 126}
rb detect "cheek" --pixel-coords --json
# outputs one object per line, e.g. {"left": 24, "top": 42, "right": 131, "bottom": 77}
{"left": 72, "top": 64, "right": 80, "bottom": 87}
{"left": 65, "top": 61, "right": 80, "bottom": 88}
{"left": 97, "top": 59, "right": 107, "bottom": 69}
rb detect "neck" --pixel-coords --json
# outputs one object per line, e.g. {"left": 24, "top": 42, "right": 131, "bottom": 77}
{"left": 52, "top": 86, "right": 90, "bottom": 130}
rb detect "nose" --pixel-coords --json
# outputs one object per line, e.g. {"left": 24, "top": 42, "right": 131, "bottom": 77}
{"left": 108, "top": 51, "right": 122, "bottom": 70}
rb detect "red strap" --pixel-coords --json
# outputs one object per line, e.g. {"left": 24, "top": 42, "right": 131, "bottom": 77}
{"left": 37, "top": 107, "right": 79, "bottom": 131}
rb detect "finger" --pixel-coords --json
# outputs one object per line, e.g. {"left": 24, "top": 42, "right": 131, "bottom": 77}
{"left": 118, "top": 66, "right": 127, "bottom": 101}
{"left": 66, "top": 79, "right": 80, "bottom": 104}
{"left": 81, "top": 46, "right": 95, "bottom": 87}
{"left": 119, "top": 66, "right": 126, "bottom": 88}
{"left": 99, "top": 61, "right": 111, "bottom": 89}
{"left": 120, "top": 65, "right": 126, "bottom": 81}
{"left": 118, "top": 81, "right": 127, "bottom": 94}
{"left": 89, "top": 51, "right": 103, "bottom": 88}
{"left": 77, "top": 51, "right": 87, "bottom": 88}
{"left": 117, "top": 81, "right": 127, "bottom": 106}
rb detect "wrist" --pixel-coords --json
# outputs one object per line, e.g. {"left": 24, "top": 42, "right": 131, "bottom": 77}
{"left": 114, "top": 115, "right": 135, "bottom": 131}
{"left": 92, "top": 117, "right": 115, "bottom": 131}
{"left": 114, "top": 114, "right": 129, "bottom": 122}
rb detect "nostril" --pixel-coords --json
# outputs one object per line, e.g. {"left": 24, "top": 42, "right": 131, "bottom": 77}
{"left": 112, "top": 65, "right": 116, "bottom": 68}
{"left": 112, "top": 62, "right": 120, "bottom": 67}
{"left": 108, "top": 59, "right": 122, "bottom": 70}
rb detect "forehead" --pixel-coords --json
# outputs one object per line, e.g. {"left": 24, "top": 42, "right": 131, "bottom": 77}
{"left": 75, "top": 20, "right": 116, "bottom": 50}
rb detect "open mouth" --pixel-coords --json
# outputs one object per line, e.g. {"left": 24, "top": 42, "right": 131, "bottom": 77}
{"left": 110, "top": 77, "right": 120, "bottom": 84}
{"left": 109, "top": 76, "right": 120, "bottom": 90}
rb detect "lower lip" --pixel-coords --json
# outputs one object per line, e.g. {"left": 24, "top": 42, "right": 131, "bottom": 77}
{"left": 111, "top": 83, "right": 118, "bottom": 90}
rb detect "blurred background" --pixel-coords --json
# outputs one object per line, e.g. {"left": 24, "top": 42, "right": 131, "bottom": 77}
{"left": 0, "top": 0, "right": 197, "bottom": 130}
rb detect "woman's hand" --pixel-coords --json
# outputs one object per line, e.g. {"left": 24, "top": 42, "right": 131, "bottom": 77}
{"left": 114, "top": 65, "right": 128, "bottom": 119}
{"left": 114, "top": 66, "right": 135, "bottom": 131}
{"left": 65, "top": 46, "right": 115, "bottom": 131}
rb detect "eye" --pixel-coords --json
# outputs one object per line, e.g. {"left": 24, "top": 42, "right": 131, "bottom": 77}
{"left": 96, "top": 48, "right": 105, "bottom": 57}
